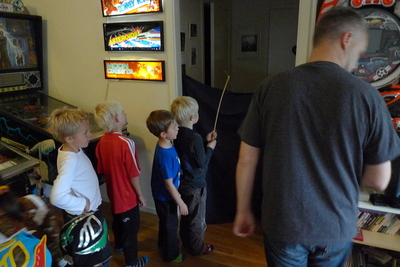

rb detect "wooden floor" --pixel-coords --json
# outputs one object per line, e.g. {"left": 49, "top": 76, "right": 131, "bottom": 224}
{"left": 55, "top": 202, "right": 266, "bottom": 267}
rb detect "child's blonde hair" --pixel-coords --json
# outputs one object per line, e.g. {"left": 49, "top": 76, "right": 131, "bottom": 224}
{"left": 146, "top": 110, "right": 175, "bottom": 137}
{"left": 49, "top": 106, "right": 89, "bottom": 143}
{"left": 94, "top": 101, "right": 123, "bottom": 133}
{"left": 170, "top": 96, "right": 199, "bottom": 126}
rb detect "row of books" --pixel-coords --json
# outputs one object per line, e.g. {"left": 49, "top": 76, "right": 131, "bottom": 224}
{"left": 357, "top": 209, "right": 400, "bottom": 235}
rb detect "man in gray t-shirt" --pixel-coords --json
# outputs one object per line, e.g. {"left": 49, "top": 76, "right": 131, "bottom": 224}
{"left": 233, "top": 7, "right": 400, "bottom": 267}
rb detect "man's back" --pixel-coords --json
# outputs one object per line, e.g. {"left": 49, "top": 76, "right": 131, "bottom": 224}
{"left": 239, "top": 61, "right": 398, "bottom": 245}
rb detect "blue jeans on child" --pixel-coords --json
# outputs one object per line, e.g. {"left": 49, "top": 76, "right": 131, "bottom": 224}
{"left": 264, "top": 234, "right": 353, "bottom": 267}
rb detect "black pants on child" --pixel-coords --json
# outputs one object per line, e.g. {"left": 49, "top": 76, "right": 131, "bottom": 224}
{"left": 154, "top": 199, "right": 180, "bottom": 262}
{"left": 179, "top": 186, "right": 207, "bottom": 255}
{"left": 112, "top": 205, "right": 140, "bottom": 266}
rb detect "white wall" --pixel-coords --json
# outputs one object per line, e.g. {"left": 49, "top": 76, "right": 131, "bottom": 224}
{"left": 23, "top": 0, "right": 182, "bottom": 214}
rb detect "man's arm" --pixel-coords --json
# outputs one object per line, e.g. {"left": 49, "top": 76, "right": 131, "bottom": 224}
{"left": 361, "top": 161, "right": 392, "bottom": 192}
{"left": 233, "top": 141, "right": 260, "bottom": 237}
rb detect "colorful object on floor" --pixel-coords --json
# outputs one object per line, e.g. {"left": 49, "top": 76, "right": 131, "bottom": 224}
{"left": 0, "top": 231, "right": 52, "bottom": 267}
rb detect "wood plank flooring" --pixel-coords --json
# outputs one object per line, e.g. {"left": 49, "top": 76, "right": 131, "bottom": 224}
{"left": 54, "top": 202, "right": 266, "bottom": 267}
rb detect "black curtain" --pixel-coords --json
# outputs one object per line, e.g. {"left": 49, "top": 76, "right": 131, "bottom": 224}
{"left": 182, "top": 74, "right": 262, "bottom": 224}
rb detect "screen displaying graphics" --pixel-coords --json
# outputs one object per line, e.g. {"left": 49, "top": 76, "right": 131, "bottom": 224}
{"left": 103, "top": 21, "right": 164, "bottom": 51}
{"left": 0, "top": 11, "right": 43, "bottom": 92}
{"left": 104, "top": 60, "right": 165, "bottom": 81}
{"left": 101, "top": 0, "right": 162, "bottom": 17}
{"left": 353, "top": 8, "right": 400, "bottom": 88}
{"left": 0, "top": 13, "right": 41, "bottom": 71}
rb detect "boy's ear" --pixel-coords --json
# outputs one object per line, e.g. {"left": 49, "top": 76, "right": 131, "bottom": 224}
{"left": 64, "top": 136, "right": 74, "bottom": 144}
{"left": 160, "top": 131, "right": 167, "bottom": 138}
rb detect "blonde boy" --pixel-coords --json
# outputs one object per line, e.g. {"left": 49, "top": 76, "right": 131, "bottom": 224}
{"left": 146, "top": 110, "right": 187, "bottom": 262}
{"left": 49, "top": 106, "right": 111, "bottom": 267}
{"left": 171, "top": 96, "right": 216, "bottom": 255}
{"left": 94, "top": 101, "right": 148, "bottom": 267}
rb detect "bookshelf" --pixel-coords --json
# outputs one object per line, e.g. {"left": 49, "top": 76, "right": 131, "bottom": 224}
{"left": 355, "top": 200, "right": 400, "bottom": 252}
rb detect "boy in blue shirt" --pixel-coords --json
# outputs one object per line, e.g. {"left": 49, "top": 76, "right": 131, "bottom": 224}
{"left": 146, "top": 110, "right": 187, "bottom": 262}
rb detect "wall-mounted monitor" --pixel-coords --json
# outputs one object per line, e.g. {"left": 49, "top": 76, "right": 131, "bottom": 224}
{"left": 0, "top": 11, "right": 43, "bottom": 93}
{"left": 101, "top": 0, "right": 162, "bottom": 17}
{"left": 103, "top": 21, "right": 164, "bottom": 51}
{"left": 104, "top": 60, "right": 165, "bottom": 81}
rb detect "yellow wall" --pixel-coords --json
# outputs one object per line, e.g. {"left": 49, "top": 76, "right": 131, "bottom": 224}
{"left": 22, "top": 0, "right": 182, "bottom": 213}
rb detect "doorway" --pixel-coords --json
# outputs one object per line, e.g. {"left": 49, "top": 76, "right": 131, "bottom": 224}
{"left": 203, "top": 1, "right": 231, "bottom": 89}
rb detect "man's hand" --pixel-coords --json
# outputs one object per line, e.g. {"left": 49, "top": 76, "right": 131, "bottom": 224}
{"left": 233, "top": 211, "right": 256, "bottom": 237}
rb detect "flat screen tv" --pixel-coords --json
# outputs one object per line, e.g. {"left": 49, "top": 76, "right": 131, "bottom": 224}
{"left": 101, "top": 0, "right": 162, "bottom": 17}
{"left": 104, "top": 60, "right": 165, "bottom": 81}
{"left": 0, "top": 11, "right": 43, "bottom": 92}
{"left": 103, "top": 21, "right": 164, "bottom": 51}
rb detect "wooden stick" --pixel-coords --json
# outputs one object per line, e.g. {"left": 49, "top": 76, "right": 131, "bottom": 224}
{"left": 213, "top": 75, "right": 230, "bottom": 130}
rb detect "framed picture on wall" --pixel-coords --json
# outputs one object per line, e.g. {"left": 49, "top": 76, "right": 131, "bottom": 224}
{"left": 101, "top": 0, "right": 163, "bottom": 17}
{"left": 189, "top": 23, "right": 198, "bottom": 38}
{"left": 190, "top": 46, "right": 197, "bottom": 67}
{"left": 104, "top": 60, "right": 165, "bottom": 81}
{"left": 238, "top": 28, "right": 261, "bottom": 59}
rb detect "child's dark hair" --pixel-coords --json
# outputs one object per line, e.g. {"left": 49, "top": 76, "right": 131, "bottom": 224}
{"left": 146, "top": 110, "right": 175, "bottom": 137}
{"left": 0, "top": 178, "right": 23, "bottom": 221}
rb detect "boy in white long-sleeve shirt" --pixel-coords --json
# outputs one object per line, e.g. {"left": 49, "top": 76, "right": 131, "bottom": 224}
{"left": 49, "top": 106, "right": 111, "bottom": 267}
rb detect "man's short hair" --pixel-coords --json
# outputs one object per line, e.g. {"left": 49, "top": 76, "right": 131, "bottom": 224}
{"left": 94, "top": 101, "right": 123, "bottom": 133}
{"left": 171, "top": 96, "right": 199, "bottom": 126}
{"left": 313, "top": 7, "right": 366, "bottom": 47}
{"left": 146, "top": 110, "right": 175, "bottom": 137}
{"left": 49, "top": 106, "right": 89, "bottom": 143}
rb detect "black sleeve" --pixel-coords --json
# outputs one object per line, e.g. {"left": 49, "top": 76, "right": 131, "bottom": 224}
{"left": 191, "top": 133, "right": 213, "bottom": 169}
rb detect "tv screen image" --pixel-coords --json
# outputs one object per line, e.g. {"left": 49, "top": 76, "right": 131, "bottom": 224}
{"left": 0, "top": 15, "right": 40, "bottom": 70}
{"left": 101, "top": 0, "right": 162, "bottom": 17}
{"left": 103, "top": 21, "right": 164, "bottom": 51}
{"left": 104, "top": 60, "right": 165, "bottom": 81}
{"left": 0, "top": 12, "right": 42, "bottom": 92}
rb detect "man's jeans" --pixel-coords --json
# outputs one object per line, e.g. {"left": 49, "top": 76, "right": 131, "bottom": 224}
{"left": 264, "top": 234, "right": 353, "bottom": 267}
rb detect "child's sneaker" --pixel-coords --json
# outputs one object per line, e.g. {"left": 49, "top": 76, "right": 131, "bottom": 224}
{"left": 127, "top": 255, "right": 149, "bottom": 267}
{"left": 171, "top": 254, "right": 186, "bottom": 262}
{"left": 203, "top": 244, "right": 214, "bottom": 254}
